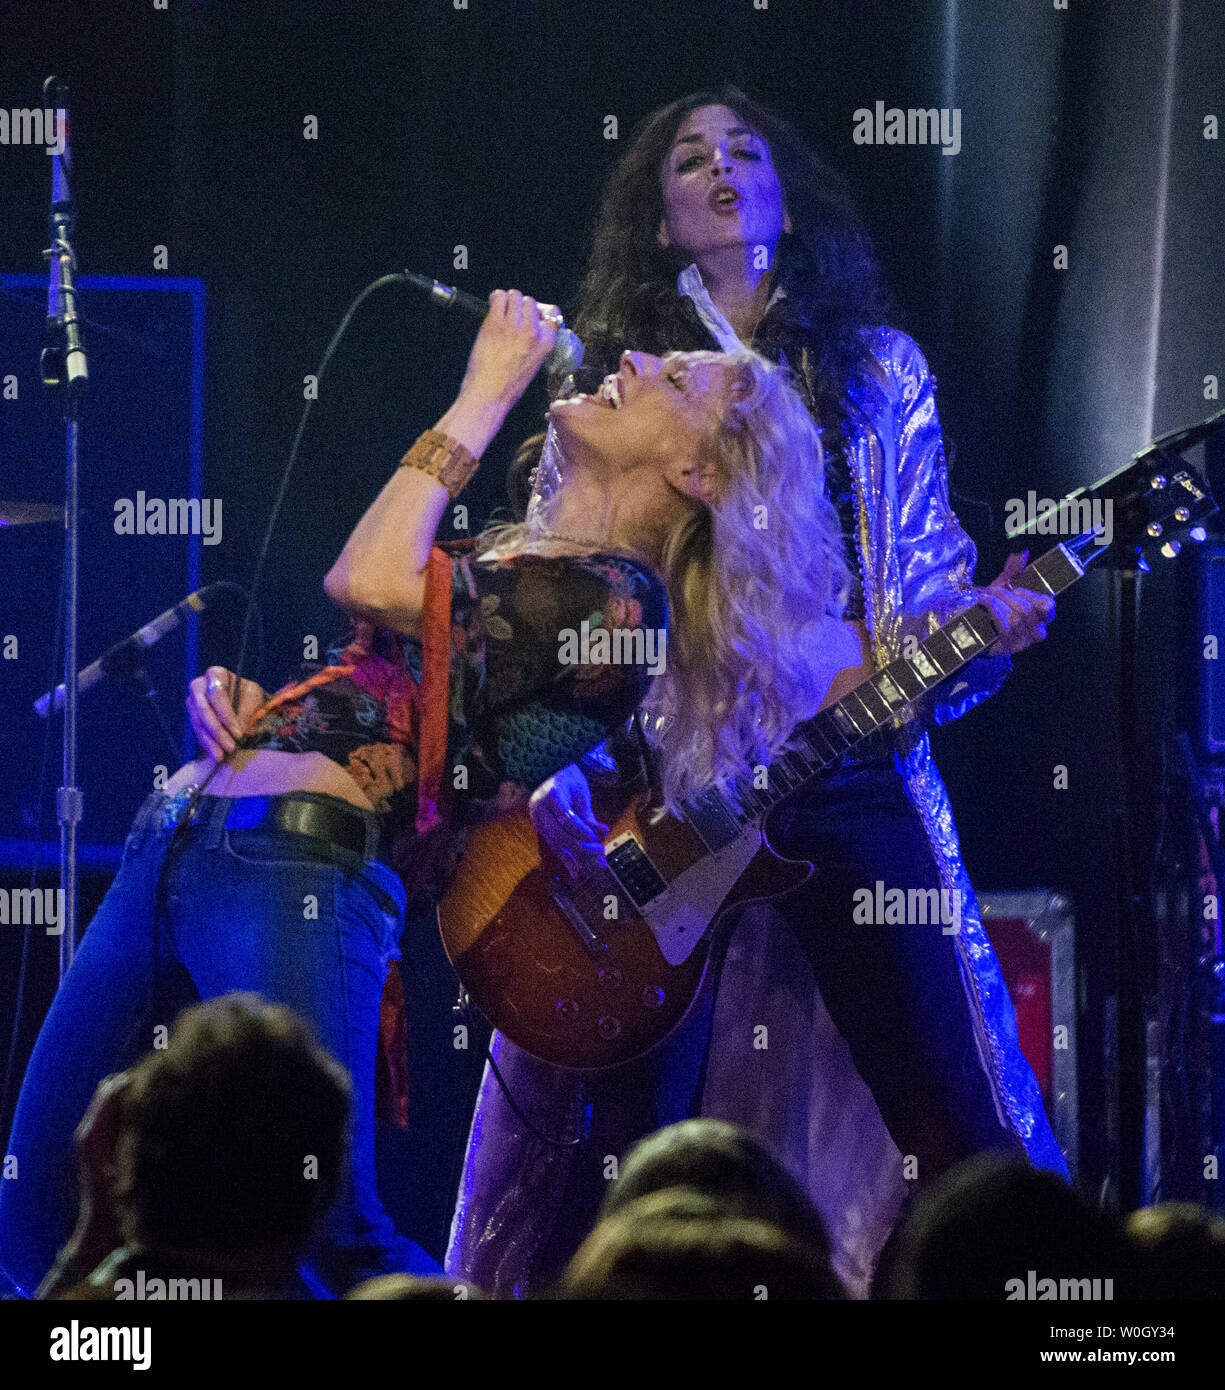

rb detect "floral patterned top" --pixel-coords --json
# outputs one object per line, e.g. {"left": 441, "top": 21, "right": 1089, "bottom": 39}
{"left": 240, "top": 544, "right": 667, "bottom": 899}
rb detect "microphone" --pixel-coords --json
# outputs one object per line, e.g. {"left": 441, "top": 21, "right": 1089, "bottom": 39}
{"left": 35, "top": 584, "right": 229, "bottom": 717}
{"left": 401, "top": 271, "right": 584, "bottom": 376}
{"left": 41, "top": 75, "right": 87, "bottom": 399}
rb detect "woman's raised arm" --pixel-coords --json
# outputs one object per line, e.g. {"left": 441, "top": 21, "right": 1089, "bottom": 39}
{"left": 324, "top": 290, "right": 559, "bottom": 636}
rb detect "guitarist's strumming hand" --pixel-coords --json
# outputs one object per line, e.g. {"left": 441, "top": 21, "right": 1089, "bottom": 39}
{"left": 976, "top": 550, "right": 1055, "bottom": 656}
{"left": 529, "top": 762, "right": 610, "bottom": 881}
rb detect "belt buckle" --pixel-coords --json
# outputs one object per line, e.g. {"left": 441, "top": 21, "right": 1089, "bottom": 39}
{"left": 159, "top": 786, "right": 199, "bottom": 832}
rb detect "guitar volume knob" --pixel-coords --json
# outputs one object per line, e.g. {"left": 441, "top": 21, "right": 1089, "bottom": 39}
{"left": 597, "top": 967, "right": 623, "bottom": 991}
{"left": 596, "top": 1016, "right": 622, "bottom": 1040}
{"left": 555, "top": 999, "right": 579, "bottom": 1023}
{"left": 641, "top": 986, "right": 665, "bottom": 1010}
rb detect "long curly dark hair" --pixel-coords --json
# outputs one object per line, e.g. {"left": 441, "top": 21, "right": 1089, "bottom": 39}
{"left": 511, "top": 85, "right": 896, "bottom": 512}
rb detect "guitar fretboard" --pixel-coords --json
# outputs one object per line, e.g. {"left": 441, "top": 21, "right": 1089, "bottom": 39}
{"left": 681, "top": 543, "right": 1085, "bottom": 853}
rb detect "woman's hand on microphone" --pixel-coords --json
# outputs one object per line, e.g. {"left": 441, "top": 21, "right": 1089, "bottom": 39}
{"left": 187, "top": 665, "right": 267, "bottom": 761}
{"left": 437, "top": 291, "right": 561, "bottom": 460}
{"left": 461, "top": 290, "right": 561, "bottom": 407}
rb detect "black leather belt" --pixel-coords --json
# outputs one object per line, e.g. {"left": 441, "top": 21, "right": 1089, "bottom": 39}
{"left": 189, "top": 793, "right": 375, "bottom": 859}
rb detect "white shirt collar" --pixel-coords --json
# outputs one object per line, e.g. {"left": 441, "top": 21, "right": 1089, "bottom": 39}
{"left": 676, "top": 262, "right": 786, "bottom": 352}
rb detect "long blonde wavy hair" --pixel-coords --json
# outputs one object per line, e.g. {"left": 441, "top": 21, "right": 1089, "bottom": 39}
{"left": 487, "top": 348, "right": 849, "bottom": 812}
{"left": 642, "top": 349, "right": 848, "bottom": 808}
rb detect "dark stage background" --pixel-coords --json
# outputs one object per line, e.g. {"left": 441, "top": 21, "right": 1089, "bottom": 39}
{"left": 2, "top": 0, "right": 1223, "bottom": 1257}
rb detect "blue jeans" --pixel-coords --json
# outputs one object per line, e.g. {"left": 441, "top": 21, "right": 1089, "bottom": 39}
{"left": 0, "top": 791, "right": 439, "bottom": 1298}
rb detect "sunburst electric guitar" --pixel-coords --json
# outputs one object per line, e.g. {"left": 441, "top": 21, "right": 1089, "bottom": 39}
{"left": 439, "top": 455, "right": 1214, "bottom": 1069}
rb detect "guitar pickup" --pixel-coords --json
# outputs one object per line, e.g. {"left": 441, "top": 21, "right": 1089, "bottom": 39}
{"left": 605, "top": 835, "right": 668, "bottom": 909}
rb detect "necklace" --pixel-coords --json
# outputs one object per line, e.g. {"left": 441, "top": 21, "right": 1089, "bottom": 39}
{"left": 535, "top": 529, "right": 607, "bottom": 551}
{"left": 478, "top": 531, "right": 608, "bottom": 564}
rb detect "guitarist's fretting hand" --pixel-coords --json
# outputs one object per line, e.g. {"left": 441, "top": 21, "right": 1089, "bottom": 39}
{"left": 529, "top": 762, "right": 610, "bottom": 881}
{"left": 976, "top": 550, "right": 1055, "bottom": 655}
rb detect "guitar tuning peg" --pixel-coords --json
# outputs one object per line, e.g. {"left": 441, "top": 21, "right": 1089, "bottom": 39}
{"left": 1161, "top": 540, "right": 1182, "bottom": 559}
{"left": 1137, "top": 553, "right": 1152, "bottom": 573}
{"left": 1190, "top": 526, "right": 1208, "bottom": 542}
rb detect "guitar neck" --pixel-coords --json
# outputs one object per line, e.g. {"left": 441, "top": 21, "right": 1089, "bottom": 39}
{"left": 681, "top": 542, "right": 1087, "bottom": 846}
{"left": 800, "top": 544, "right": 1084, "bottom": 768}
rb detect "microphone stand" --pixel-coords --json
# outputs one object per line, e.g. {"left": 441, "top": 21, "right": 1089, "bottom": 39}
{"left": 1109, "top": 547, "right": 1148, "bottom": 1214}
{"left": 39, "top": 77, "right": 88, "bottom": 979}
{"left": 1107, "top": 429, "right": 1223, "bottom": 1212}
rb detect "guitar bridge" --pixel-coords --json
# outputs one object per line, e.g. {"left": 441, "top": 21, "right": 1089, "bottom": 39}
{"left": 548, "top": 885, "right": 607, "bottom": 956}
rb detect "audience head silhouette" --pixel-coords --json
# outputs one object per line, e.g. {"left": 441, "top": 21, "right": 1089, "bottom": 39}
{"left": 112, "top": 993, "right": 351, "bottom": 1292}
{"left": 562, "top": 1185, "right": 844, "bottom": 1299}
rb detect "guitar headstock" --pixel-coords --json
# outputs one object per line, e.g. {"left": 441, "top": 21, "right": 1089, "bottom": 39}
{"left": 1031, "top": 453, "right": 1217, "bottom": 574}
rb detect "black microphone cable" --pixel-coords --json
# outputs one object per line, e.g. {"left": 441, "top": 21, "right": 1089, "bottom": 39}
{"left": 229, "top": 273, "right": 408, "bottom": 707}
